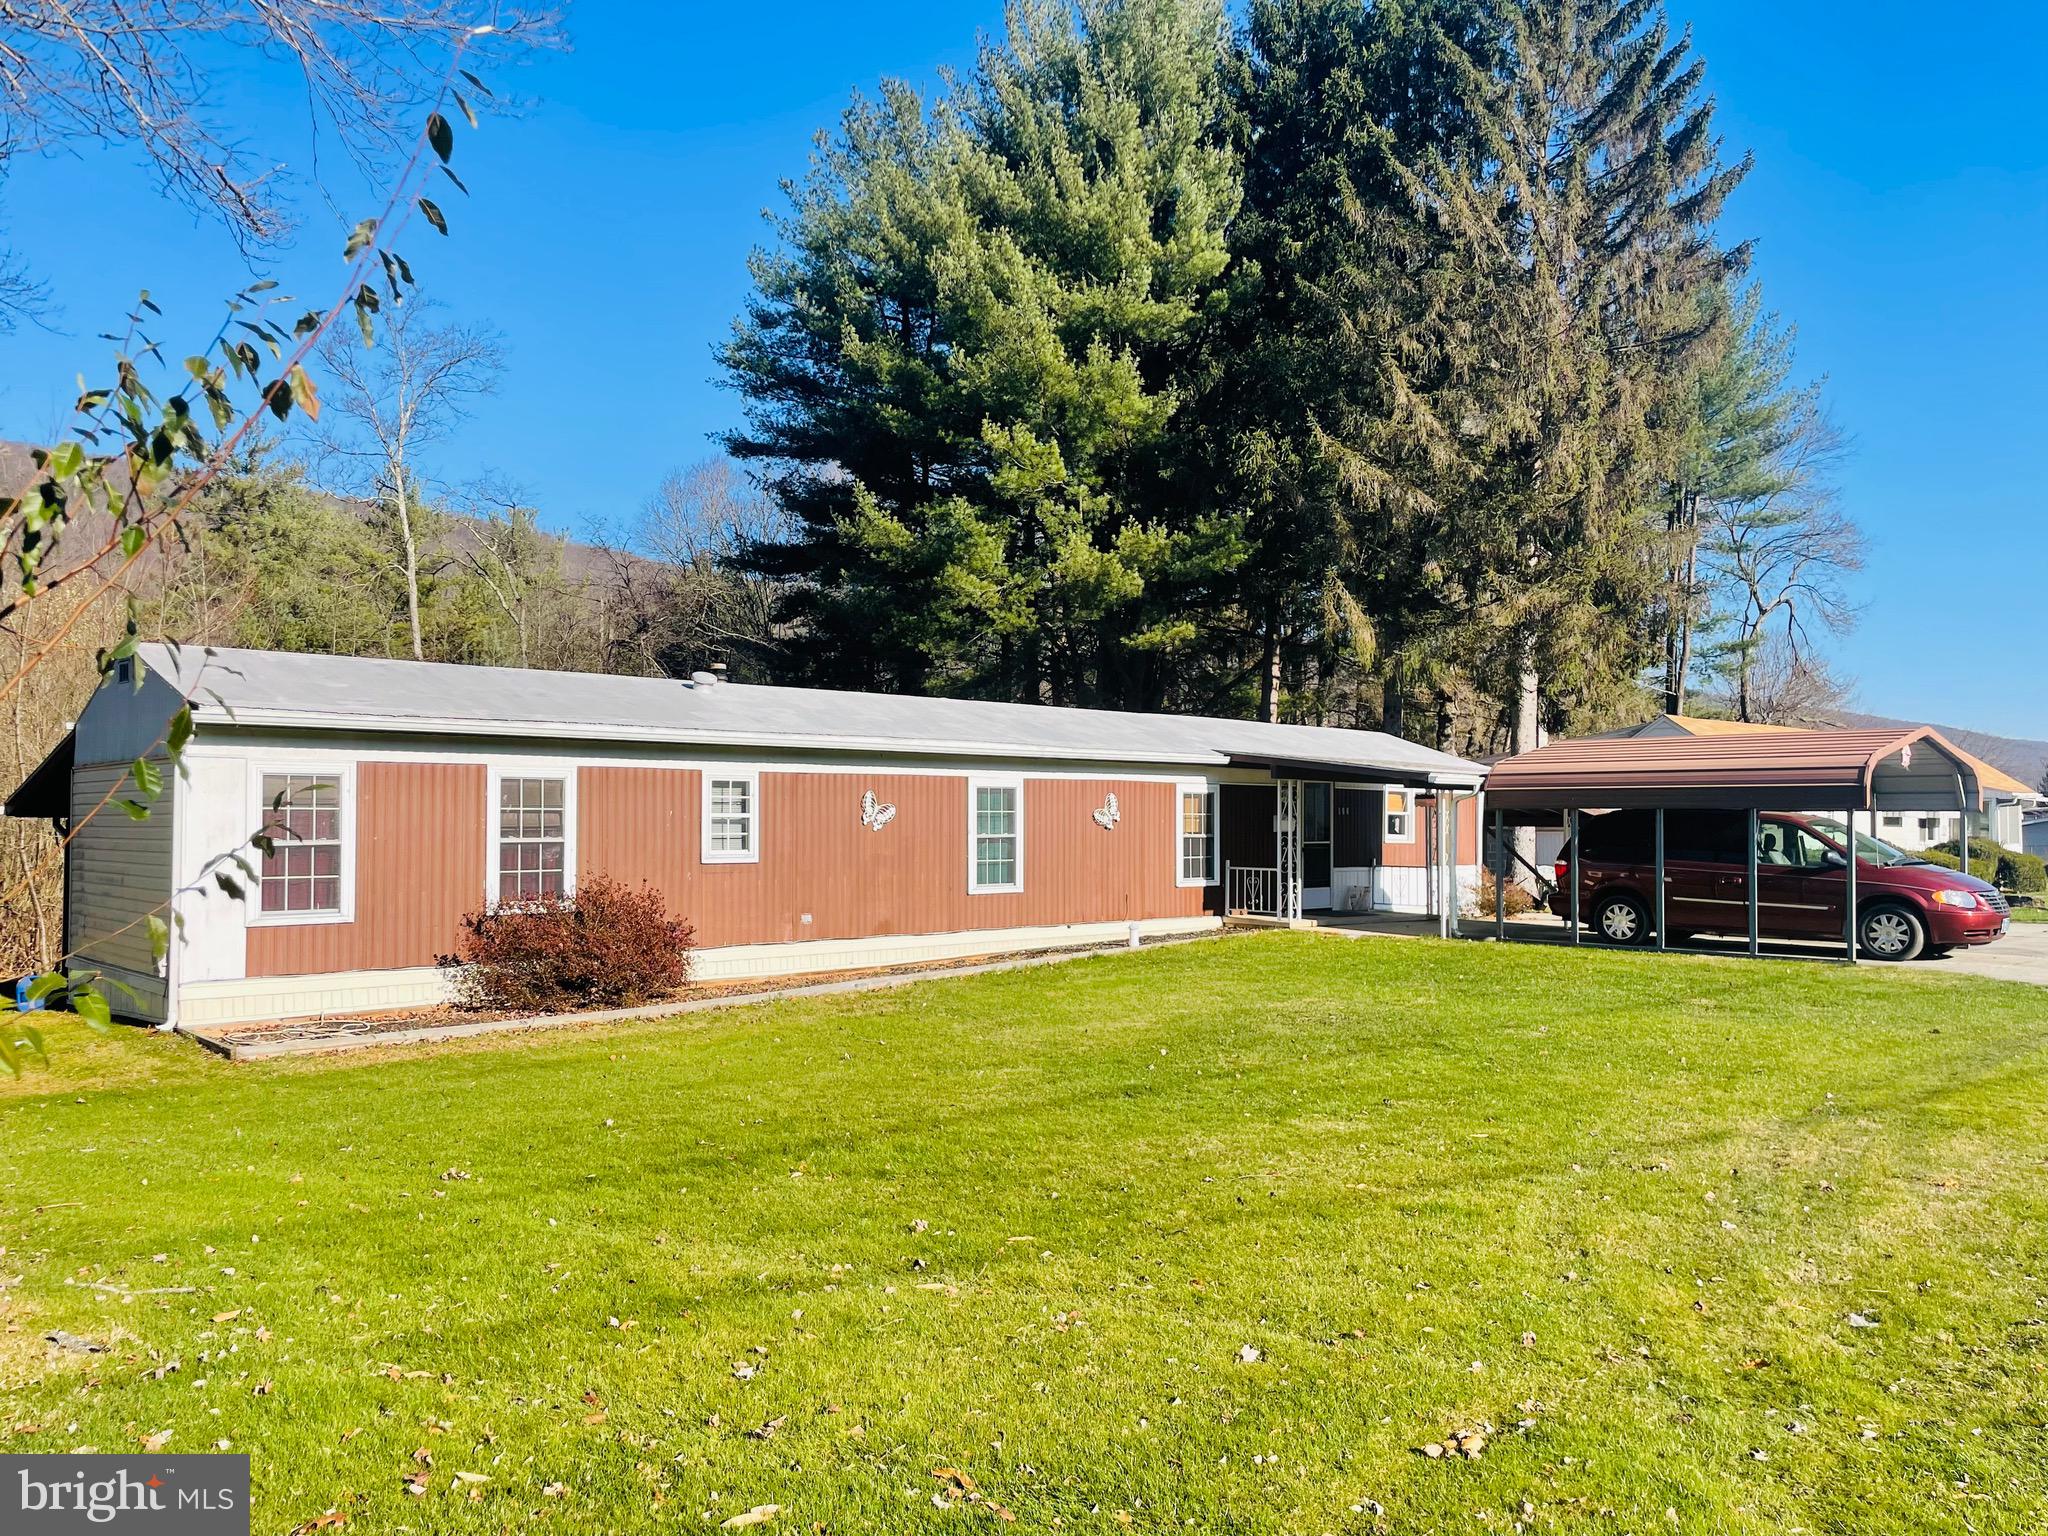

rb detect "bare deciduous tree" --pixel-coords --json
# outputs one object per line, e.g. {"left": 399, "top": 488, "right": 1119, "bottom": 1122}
{"left": 315, "top": 302, "right": 502, "bottom": 659}
{"left": 1740, "top": 633, "right": 1852, "bottom": 727}
{"left": 627, "top": 459, "right": 788, "bottom": 679}
{"left": 1700, "top": 404, "right": 1863, "bottom": 722}
{"left": 453, "top": 490, "right": 560, "bottom": 670}
{"left": 0, "top": 1, "right": 557, "bottom": 325}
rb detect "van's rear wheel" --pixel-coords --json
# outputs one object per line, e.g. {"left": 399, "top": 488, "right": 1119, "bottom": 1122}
{"left": 1593, "top": 892, "right": 1650, "bottom": 946}
{"left": 1859, "top": 903, "right": 1925, "bottom": 962}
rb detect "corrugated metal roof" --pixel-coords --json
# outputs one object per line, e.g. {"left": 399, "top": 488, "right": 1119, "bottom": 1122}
{"left": 1661, "top": 713, "right": 2035, "bottom": 798}
{"left": 1487, "top": 726, "right": 1983, "bottom": 812}
{"left": 139, "top": 644, "right": 1487, "bottom": 784}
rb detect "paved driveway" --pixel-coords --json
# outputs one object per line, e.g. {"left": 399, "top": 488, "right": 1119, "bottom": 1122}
{"left": 1919, "top": 919, "right": 2048, "bottom": 985}
{"left": 1317, "top": 910, "right": 2048, "bottom": 987}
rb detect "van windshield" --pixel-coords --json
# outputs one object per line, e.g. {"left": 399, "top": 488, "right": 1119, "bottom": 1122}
{"left": 1806, "top": 818, "right": 1930, "bottom": 867}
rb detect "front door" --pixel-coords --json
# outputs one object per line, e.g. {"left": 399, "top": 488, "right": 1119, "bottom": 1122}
{"left": 1302, "top": 781, "right": 1333, "bottom": 911}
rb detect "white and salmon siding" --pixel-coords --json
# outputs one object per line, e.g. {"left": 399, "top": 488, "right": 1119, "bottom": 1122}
{"left": 5, "top": 646, "right": 1489, "bottom": 1029}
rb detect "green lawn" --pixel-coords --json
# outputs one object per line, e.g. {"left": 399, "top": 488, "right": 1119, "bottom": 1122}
{"left": 5, "top": 934, "right": 2047, "bottom": 1534}
{"left": 2008, "top": 904, "right": 2048, "bottom": 923}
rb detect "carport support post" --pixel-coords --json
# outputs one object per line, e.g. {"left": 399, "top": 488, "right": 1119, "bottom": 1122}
{"left": 1954, "top": 773, "right": 1970, "bottom": 877}
{"left": 1654, "top": 808, "right": 1667, "bottom": 953}
{"left": 1493, "top": 807, "right": 1506, "bottom": 940}
{"left": 1567, "top": 809, "right": 1581, "bottom": 945}
{"left": 1845, "top": 807, "right": 1860, "bottom": 963}
{"left": 1447, "top": 792, "right": 1462, "bottom": 940}
{"left": 1746, "top": 809, "right": 1760, "bottom": 958}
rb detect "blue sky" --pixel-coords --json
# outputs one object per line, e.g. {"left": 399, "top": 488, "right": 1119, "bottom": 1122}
{"left": 4, "top": 2, "right": 2041, "bottom": 737}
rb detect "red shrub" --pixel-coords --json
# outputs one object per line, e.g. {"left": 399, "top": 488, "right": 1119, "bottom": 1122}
{"left": 443, "top": 876, "right": 695, "bottom": 1014}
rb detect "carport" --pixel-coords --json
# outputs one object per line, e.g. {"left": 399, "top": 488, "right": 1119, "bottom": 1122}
{"left": 1483, "top": 727, "right": 1988, "bottom": 962}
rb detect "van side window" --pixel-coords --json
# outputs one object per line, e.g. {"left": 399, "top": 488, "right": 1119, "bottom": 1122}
{"left": 1760, "top": 821, "right": 1835, "bottom": 870}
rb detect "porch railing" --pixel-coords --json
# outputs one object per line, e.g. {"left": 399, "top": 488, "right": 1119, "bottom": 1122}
{"left": 1226, "top": 863, "right": 1281, "bottom": 918}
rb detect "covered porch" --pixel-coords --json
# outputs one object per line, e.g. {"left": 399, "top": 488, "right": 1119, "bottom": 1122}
{"left": 1216, "top": 762, "right": 1486, "bottom": 936}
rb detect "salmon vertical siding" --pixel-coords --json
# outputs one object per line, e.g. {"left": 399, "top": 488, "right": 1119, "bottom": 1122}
{"left": 249, "top": 763, "right": 1206, "bottom": 979}
{"left": 1380, "top": 792, "right": 1480, "bottom": 868}
{"left": 579, "top": 768, "right": 1207, "bottom": 948}
{"left": 246, "top": 762, "right": 485, "bottom": 978}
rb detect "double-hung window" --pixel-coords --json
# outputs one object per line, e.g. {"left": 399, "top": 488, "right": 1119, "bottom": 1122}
{"left": 497, "top": 774, "right": 569, "bottom": 904}
{"left": 1384, "top": 789, "right": 1414, "bottom": 844}
{"left": 1177, "top": 783, "right": 1217, "bottom": 886}
{"left": 969, "top": 777, "right": 1023, "bottom": 893}
{"left": 702, "top": 770, "right": 760, "bottom": 863}
{"left": 256, "top": 770, "right": 349, "bottom": 920}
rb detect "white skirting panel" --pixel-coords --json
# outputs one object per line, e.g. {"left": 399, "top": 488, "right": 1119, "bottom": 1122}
{"left": 1329, "top": 865, "right": 1482, "bottom": 917}
{"left": 174, "top": 916, "right": 1224, "bottom": 1028}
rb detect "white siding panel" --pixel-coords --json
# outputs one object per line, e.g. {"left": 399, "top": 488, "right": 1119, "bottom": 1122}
{"left": 174, "top": 755, "right": 249, "bottom": 983}
{"left": 69, "top": 761, "right": 173, "bottom": 1021}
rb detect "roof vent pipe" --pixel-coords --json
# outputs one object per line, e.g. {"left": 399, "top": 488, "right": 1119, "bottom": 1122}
{"left": 689, "top": 670, "right": 720, "bottom": 687}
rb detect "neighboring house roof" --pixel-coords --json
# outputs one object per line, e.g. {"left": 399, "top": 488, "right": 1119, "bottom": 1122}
{"left": 1487, "top": 725, "right": 1983, "bottom": 812}
{"left": 136, "top": 644, "right": 1488, "bottom": 785}
{"left": 1620, "top": 714, "right": 2039, "bottom": 801}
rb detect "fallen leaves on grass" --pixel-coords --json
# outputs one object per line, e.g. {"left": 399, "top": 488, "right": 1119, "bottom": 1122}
{"left": 288, "top": 1515, "right": 347, "bottom": 1533}
{"left": 140, "top": 1429, "right": 171, "bottom": 1452}
{"left": 720, "top": 1505, "right": 780, "bottom": 1529}
{"left": 747, "top": 1415, "right": 786, "bottom": 1441}
{"left": 1418, "top": 1425, "right": 1488, "bottom": 1461}
{"left": 1237, "top": 1344, "right": 1261, "bottom": 1364}
{"left": 930, "top": 1467, "right": 1015, "bottom": 1520}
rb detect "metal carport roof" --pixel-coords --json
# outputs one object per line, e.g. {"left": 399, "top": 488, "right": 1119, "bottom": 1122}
{"left": 1486, "top": 726, "right": 1984, "bottom": 813}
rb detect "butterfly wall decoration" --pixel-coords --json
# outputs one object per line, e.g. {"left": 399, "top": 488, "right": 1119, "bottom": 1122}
{"left": 860, "top": 790, "right": 897, "bottom": 831}
{"left": 1092, "top": 792, "right": 1120, "bottom": 830}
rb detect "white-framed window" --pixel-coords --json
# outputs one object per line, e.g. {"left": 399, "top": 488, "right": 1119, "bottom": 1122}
{"left": 968, "top": 775, "right": 1024, "bottom": 893}
{"left": 251, "top": 766, "right": 353, "bottom": 924}
{"left": 1383, "top": 788, "right": 1414, "bottom": 844}
{"left": 702, "top": 769, "right": 761, "bottom": 864}
{"left": 1177, "top": 781, "right": 1217, "bottom": 886}
{"left": 491, "top": 769, "right": 574, "bottom": 905}
{"left": 1881, "top": 814, "right": 1903, "bottom": 830}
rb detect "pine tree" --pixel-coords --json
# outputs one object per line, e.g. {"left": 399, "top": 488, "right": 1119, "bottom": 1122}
{"left": 1432, "top": 0, "right": 1750, "bottom": 744}
{"left": 1217, "top": 0, "right": 1500, "bottom": 728}
{"left": 724, "top": 0, "right": 1245, "bottom": 707}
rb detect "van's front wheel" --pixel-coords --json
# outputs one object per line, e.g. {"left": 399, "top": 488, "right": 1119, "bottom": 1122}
{"left": 1593, "top": 892, "right": 1651, "bottom": 946}
{"left": 1859, "top": 903, "right": 1926, "bottom": 962}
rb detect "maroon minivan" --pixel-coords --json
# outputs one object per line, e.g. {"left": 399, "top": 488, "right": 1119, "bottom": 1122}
{"left": 1548, "top": 809, "right": 2010, "bottom": 961}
